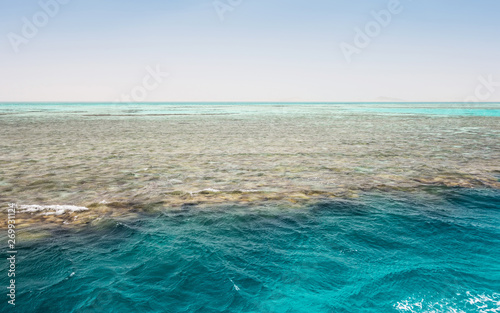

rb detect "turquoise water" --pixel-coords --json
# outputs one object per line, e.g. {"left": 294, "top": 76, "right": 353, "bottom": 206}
{"left": 1, "top": 102, "right": 499, "bottom": 117}
{"left": 344, "top": 107, "right": 500, "bottom": 117}
{"left": 4, "top": 188, "right": 499, "bottom": 312}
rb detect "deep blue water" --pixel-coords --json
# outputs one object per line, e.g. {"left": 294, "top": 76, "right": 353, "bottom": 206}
{"left": 3, "top": 188, "right": 500, "bottom": 312}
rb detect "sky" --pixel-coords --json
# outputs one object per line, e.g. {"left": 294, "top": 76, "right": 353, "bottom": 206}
{"left": 0, "top": 0, "right": 499, "bottom": 102}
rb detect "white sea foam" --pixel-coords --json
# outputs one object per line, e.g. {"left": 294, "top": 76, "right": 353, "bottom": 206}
{"left": 19, "top": 205, "right": 89, "bottom": 216}
{"left": 200, "top": 188, "right": 221, "bottom": 193}
{"left": 229, "top": 279, "right": 240, "bottom": 291}
{"left": 186, "top": 188, "right": 264, "bottom": 197}
{"left": 188, "top": 188, "right": 221, "bottom": 196}
{"left": 395, "top": 292, "right": 500, "bottom": 313}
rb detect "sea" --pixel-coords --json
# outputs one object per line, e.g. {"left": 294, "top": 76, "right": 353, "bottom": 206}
{"left": 0, "top": 102, "right": 499, "bottom": 117}
{"left": 0, "top": 102, "right": 499, "bottom": 312}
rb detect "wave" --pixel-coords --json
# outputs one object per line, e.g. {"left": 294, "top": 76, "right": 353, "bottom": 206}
{"left": 395, "top": 292, "right": 500, "bottom": 313}
{"left": 19, "top": 204, "right": 89, "bottom": 215}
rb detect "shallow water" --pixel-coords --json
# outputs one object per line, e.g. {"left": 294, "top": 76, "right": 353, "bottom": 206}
{"left": 3, "top": 188, "right": 499, "bottom": 313}
{"left": 1, "top": 103, "right": 499, "bottom": 220}
{"left": 1, "top": 102, "right": 499, "bottom": 117}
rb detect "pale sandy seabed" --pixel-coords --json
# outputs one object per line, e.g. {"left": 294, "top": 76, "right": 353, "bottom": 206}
{"left": 0, "top": 105, "right": 499, "bottom": 231}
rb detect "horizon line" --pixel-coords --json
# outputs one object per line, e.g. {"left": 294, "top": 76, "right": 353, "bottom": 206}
{"left": 1, "top": 101, "right": 500, "bottom": 104}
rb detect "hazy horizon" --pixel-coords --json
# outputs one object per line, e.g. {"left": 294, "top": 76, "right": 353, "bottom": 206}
{"left": 2, "top": 101, "right": 500, "bottom": 104}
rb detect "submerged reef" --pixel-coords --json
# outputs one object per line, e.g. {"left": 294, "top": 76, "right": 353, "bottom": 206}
{"left": 0, "top": 105, "right": 498, "bottom": 228}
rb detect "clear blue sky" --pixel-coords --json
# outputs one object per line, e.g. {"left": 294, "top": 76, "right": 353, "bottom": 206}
{"left": 1, "top": 0, "right": 499, "bottom": 102}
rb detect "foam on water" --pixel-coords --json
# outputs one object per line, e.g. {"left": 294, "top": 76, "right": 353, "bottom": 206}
{"left": 395, "top": 292, "right": 500, "bottom": 313}
{"left": 18, "top": 204, "right": 89, "bottom": 215}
